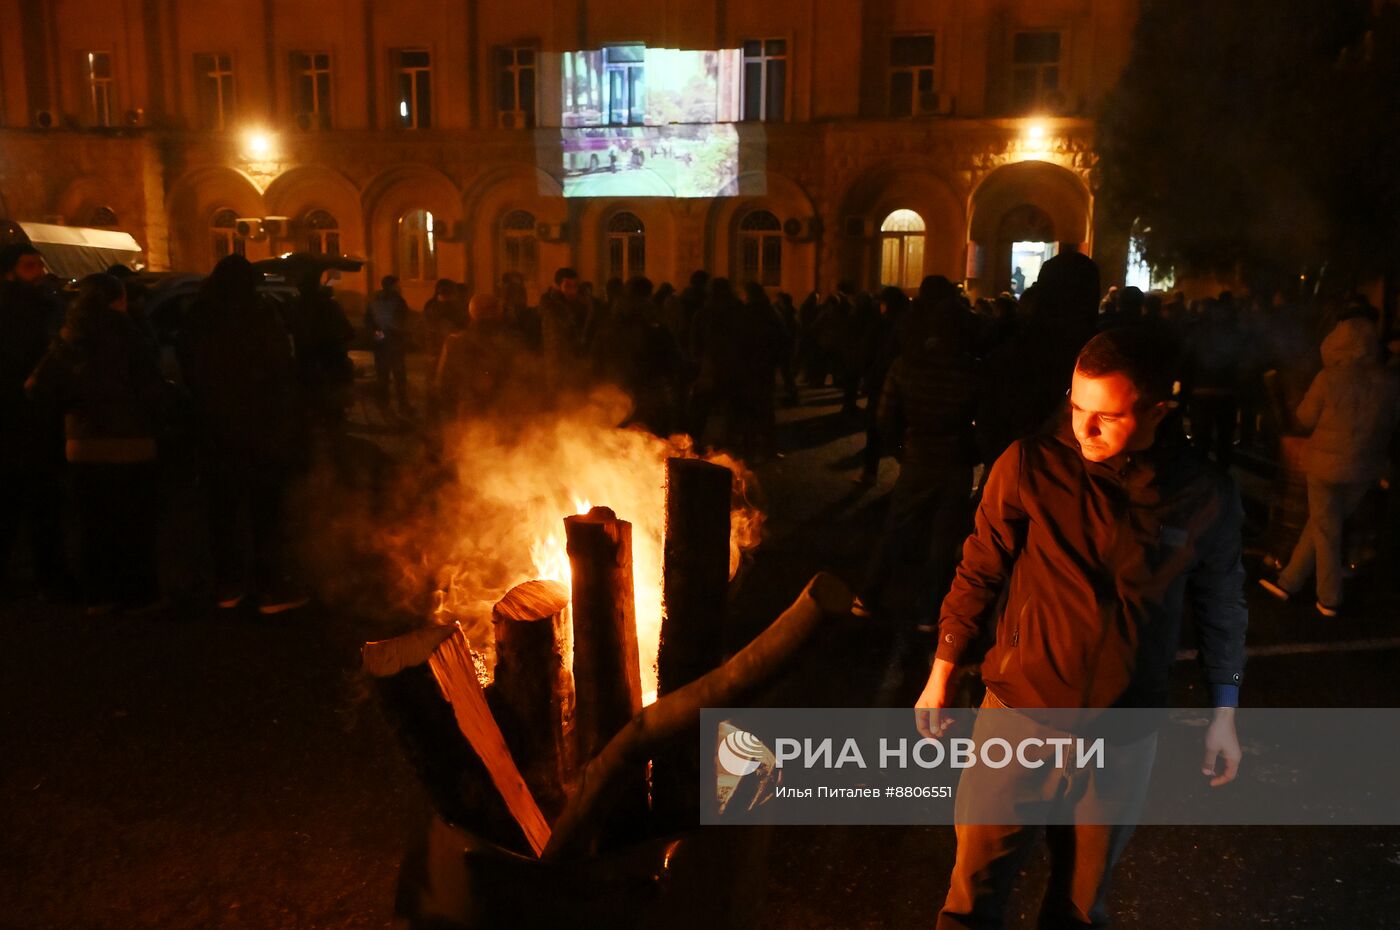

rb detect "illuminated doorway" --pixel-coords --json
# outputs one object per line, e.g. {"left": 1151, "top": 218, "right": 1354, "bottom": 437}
{"left": 880, "top": 209, "right": 925, "bottom": 289}
{"left": 1010, "top": 241, "right": 1058, "bottom": 295}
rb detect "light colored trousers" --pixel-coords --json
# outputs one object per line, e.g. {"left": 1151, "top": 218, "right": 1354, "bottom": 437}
{"left": 1278, "top": 477, "right": 1371, "bottom": 607}
{"left": 937, "top": 692, "right": 1157, "bottom": 930}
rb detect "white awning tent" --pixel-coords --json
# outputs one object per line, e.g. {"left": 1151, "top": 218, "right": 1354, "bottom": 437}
{"left": 12, "top": 221, "right": 144, "bottom": 280}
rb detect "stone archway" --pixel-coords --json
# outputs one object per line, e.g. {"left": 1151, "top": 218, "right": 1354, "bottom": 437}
{"left": 166, "top": 165, "right": 266, "bottom": 270}
{"left": 967, "top": 160, "right": 1091, "bottom": 297}
{"left": 462, "top": 165, "right": 567, "bottom": 303}
{"left": 361, "top": 164, "right": 464, "bottom": 305}
{"left": 705, "top": 170, "right": 818, "bottom": 296}
{"left": 831, "top": 161, "right": 965, "bottom": 292}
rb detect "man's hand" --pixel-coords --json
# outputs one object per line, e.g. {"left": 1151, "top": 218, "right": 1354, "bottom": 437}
{"left": 1202, "top": 706, "right": 1241, "bottom": 787}
{"left": 914, "top": 658, "right": 957, "bottom": 741}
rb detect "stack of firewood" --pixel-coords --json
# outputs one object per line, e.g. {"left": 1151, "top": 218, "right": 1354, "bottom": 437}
{"left": 362, "top": 457, "right": 852, "bottom": 860}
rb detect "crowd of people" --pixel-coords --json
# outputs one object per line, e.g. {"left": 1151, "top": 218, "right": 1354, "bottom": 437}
{"left": 2, "top": 240, "right": 1397, "bottom": 628}
{"left": 0, "top": 247, "right": 325, "bottom": 615}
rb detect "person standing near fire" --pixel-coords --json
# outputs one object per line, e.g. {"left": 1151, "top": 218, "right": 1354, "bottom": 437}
{"left": 364, "top": 275, "right": 415, "bottom": 418}
{"left": 915, "top": 326, "right": 1247, "bottom": 929}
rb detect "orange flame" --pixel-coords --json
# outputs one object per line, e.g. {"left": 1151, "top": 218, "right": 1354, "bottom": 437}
{"left": 426, "top": 388, "right": 761, "bottom": 703}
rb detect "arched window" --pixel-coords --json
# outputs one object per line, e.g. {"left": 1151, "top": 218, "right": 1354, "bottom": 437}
{"left": 90, "top": 206, "right": 119, "bottom": 227}
{"left": 211, "top": 207, "right": 244, "bottom": 262}
{"left": 879, "top": 209, "right": 925, "bottom": 290}
{"left": 738, "top": 209, "right": 782, "bottom": 287}
{"left": 500, "top": 209, "right": 539, "bottom": 278}
{"left": 305, "top": 209, "right": 340, "bottom": 256}
{"left": 606, "top": 211, "right": 645, "bottom": 280}
{"left": 398, "top": 209, "right": 437, "bottom": 281}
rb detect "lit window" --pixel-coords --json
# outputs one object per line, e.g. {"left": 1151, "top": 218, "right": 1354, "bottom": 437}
{"left": 879, "top": 209, "right": 925, "bottom": 290}
{"left": 738, "top": 210, "right": 782, "bottom": 287}
{"left": 399, "top": 209, "right": 437, "bottom": 280}
{"left": 889, "top": 36, "right": 937, "bottom": 117}
{"left": 742, "top": 39, "right": 786, "bottom": 122}
{"left": 305, "top": 209, "right": 340, "bottom": 256}
{"left": 395, "top": 49, "right": 432, "bottom": 129}
{"left": 1011, "top": 31, "right": 1062, "bottom": 113}
{"left": 495, "top": 46, "right": 537, "bottom": 129}
{"left": 606, "top": 211, "right": 645, "bottom": 279}
{"left": 211, "top": 208, "right": 244, "bottom": 262}
{"left": 195, "top": 53, "right": 235, "bottom": 130}
{"left": 291, "top": 51, "right": 332, "bottom": 129}
{"left": 500, "top": 210, "right": 539, "bottom": 278}
{"left": 87, "top": 51, "right": 114, "bottom": 127}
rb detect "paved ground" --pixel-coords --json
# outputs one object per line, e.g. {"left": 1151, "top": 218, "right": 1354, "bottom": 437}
{"left": 3, "top": 376, "right": 1399, "bottom": 929}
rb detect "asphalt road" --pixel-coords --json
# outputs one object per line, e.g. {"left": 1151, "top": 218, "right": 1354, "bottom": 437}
{"left": 3, "top": 382, "right": 1399, "bottom": 929}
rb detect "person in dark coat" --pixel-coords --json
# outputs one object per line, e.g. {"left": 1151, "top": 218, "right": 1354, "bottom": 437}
{"left": 974, "top": 251, "right": 1101, "bottom": 469}
{"left": 592, "top": 276, "right": 682, "bottom": 436}
{"left": 855, "top": 286, "right": 910, "bottom": 484}
{"left": 364, "top": 275, "right": 415, "bottom": 416}
{"left": 539, "top": 267, "right": 589, "bottom": 395}
{"left": 856, "top": 296, "right": 978, "bottom": 629}
{"left": 178, "top": 255, "right": 310, "bottom": 614}
{"left": 1182, "top": 295, "right": 1245, "bottom": 467}
{"left": 0, "top": 243, "right": 69, "bottom": 596}
{"left": 286, "top": 273, "right": 355, "bottom": 443}
{"left": 434, "top": 293, "right": 527, "bottom": 420}
{"left": 687, "top": 278, "right": 747, "bottom": 449}
{"left": 27, "top": 274, "right": 164, "bottom": 613}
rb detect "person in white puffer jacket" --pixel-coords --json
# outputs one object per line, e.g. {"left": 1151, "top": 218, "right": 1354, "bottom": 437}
{"left": 1262, "top": 316, "right": 1400, "bottom": 614}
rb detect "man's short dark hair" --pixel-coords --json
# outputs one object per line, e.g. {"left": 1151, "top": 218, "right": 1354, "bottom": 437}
{"left": 554, "top": 267, "right": 579, "bottom": 285}
{"left": 0, "top": 243, "right": 41, "bottom": 274}
{"left": 381, "top": 274, "right": 399, "bottom": 289}
{"left": 1074, "top": 327, "right": 1176, "bottom": 406}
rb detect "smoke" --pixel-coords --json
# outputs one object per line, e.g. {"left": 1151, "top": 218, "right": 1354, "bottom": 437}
{"left": 309, "top": 383, "right": 763, "bottom": 700}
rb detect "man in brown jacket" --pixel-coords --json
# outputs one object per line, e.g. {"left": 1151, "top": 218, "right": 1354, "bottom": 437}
{"left": 916, "top": 327, "right": 1247, "bottom": 929}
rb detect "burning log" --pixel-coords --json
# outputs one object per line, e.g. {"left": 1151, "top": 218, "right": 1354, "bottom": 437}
{"left": 565, "top": 506, "right": 643, "bottom": 761}
{"left": 363, "top": 624, "right": 552, "bottom": 857}
{"left": 659, "top": 457, "right": 733, "bottom": 694}
{"left": 544, "top": 572, "right": 854, "bottom": 860}
{"left": 490, "top": 579, "right": 575, "bottom": 819}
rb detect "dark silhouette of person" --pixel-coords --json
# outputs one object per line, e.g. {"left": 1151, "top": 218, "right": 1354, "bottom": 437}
{"left": 0, "top": 243, "right": 69, "bottom": 596}
{"left": 178, "top": 255, "right": 310, "bottom": 614}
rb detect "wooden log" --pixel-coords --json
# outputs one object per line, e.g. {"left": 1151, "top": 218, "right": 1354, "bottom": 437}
{"left": 565, "top": 506, "right": 642, "bottom": 763}
{"left": 659, "top": 457, "right": 733, "bottom": 694}
{"left": 363, "top": 624, "right": 552, "bottom": 858}
{"left": 653, "top": 458, "right": 734, "bottom": 828}
{"left": 490, "top": 579, "right": 575, "bottom": 819}
{"left": 544, "top": 572, "right": 854, "bottom": 859}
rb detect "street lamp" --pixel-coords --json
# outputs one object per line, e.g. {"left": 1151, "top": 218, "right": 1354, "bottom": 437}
{"left": 243, "top": 129, "right": 275, "bottom": 159}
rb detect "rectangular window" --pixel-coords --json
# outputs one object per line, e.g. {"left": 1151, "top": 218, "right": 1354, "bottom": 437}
{"left": 888, "top": 35, "right": 936, "bottom": 117}
{"left": 87, "top": 51, "right": 114, "bottom": 127}
{"left": 742, "top": 39, "right": 786, "bottom": 122}
{"left": 1011, "top": 31, "right": 1061, "bottom": 113}
{"left": 495, "top": 46, "right": 537, "bottom": 129}
{"left": 195, "top": 53, "right": 235, "bottom": 130}
{"left": 291, "top": 51, "right": 332, "bottom": 129}
{"left": 395, "top": 49, "right": 432, "bottom": 129}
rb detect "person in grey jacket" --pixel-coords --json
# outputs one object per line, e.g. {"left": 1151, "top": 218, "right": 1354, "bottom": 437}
{"left": 1262, "top": 317, "right": 1400, "bottom": 614}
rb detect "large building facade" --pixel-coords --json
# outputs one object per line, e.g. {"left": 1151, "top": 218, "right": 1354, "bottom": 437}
{"left": 0, "top": 0, "right": 1137, "bottom": 307}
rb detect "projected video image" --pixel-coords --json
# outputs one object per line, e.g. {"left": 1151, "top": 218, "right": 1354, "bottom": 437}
{"left": 546, "top": 46, "right": 746, "bottom": 198}
{"left": 560, "top": 125, "right": 739, "bottom": 197}
{"left": 561, "top": 47, "right": 741, "bottom": 127}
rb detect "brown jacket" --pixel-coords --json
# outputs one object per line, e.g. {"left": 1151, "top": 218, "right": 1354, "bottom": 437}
{"left": 936, "top": 416, "right": 1247, "bottom": 709}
